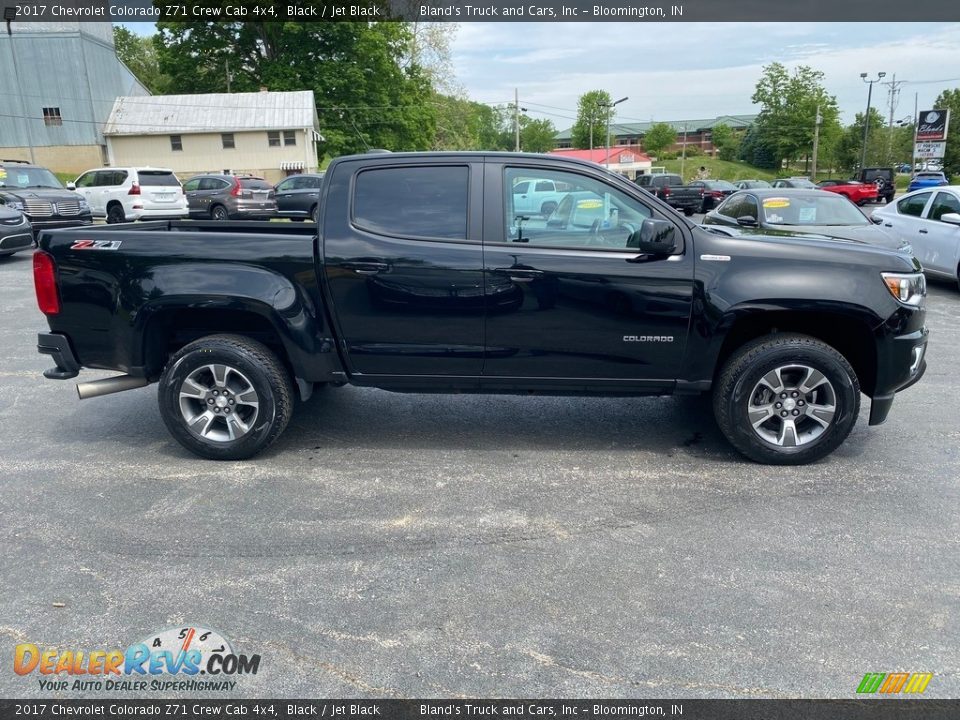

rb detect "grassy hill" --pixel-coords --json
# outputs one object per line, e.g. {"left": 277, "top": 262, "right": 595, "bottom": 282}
{"left": 656, "top": 157, "right": 778, "bottom": 183}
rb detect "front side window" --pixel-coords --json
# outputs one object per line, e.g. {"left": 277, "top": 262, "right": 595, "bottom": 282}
{"left": 503, "top": 167, "right": 653, "bottom": 250}
{"left": 221, "top": 133, "right": 235, "bottom": 150}
{"left": 275, "top": 177, "right": 295, "bottom": 192}
{"left": 353, "top": 165, "right": 469, "bottom": 240}
{"left": 898, "top": 192, "right": 931, "bottom": 218}
{"left": 74, "top": 172, "right": 97, "bottom": 188}
{"left": 927, "top": 191, "right": 960, "bottom": 221}
{"left": 183, "top": 178, "right": 201, "bottom": 192}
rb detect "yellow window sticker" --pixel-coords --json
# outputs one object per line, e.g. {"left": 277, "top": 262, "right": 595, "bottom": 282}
{"left": 0, "top": 168, "right": 6, "bottom": 179}
{"left": 577, "top": 199, "right": 603, "bottom": 209}
{"left": 763, "top": 198, "right": 791, "bottom": 208}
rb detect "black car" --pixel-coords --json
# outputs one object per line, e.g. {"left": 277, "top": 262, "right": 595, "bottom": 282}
{"left": 733, "top": 179, "right": 772, "bottom": 190}
{"left": 687, "top": 179, "right": 737, "bottom": 213}
{"left": 771, "top": 177, "right": 818, "bottom": 189}
{"left": 701, "top": 188, "right": 911, "bottom": 254}
{"left": 274, "top": 173, "right": 325, "bottom": 222}
{"left": 0, "top": 205, "right": 33, "bottom": 257}
{"left": 855, "top": 167, "right": 896, "bottom": 203}
{"left": 0, "top": 160, "right": 92, "bottom": 235}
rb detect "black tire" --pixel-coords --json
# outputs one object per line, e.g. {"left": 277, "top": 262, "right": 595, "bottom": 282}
{"left": 310, "top": 204, "right": 319, "bottom": 223}
{"left": 158, "top": 334, "right": 294, "bottom": 460}
{"left": 713, "top": 333, "right": 860, "bottom": 465}
{"left": 540, "top": 201, "right": 557, "bottom": 217}
{"left": 106, "top": 203, "right": 125, "bottom": 224}
{"left": 211, "top": 204, "right": 229, "bottom": 221}
{"left": 683, "top": 207, "right": 695, "bottom": 217}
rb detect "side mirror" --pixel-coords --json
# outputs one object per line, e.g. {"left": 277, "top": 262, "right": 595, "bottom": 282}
{"left": 871, "top": 215, "right": 883, "bottom": 224}
{"left": 736, "top": 215, "right": 758, "bottom": 227}
{"left": 629, "top": 218, "right": 678, "bottom": 256}
{"left": 940, "top": 212, "right": 960, "bottom": 226}
{"left": 66, "top": 182, "right": 76, "bottom": 190}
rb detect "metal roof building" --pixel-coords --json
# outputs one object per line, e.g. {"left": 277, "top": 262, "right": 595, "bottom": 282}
{"left": 0, "top": 21, "right": 149, "bottom": 172}
{"left": 103, "top": 91, "right": 320, "bottom": 136}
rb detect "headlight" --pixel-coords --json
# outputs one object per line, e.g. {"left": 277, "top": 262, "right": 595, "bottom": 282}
{"left": 77, "top": 199, "right": 91, "bottom": 212}
{"left": 4, "top": 200, "right": 24, "bottom": 212}
{"left": 882, "top": 272, "right": 926, "bottom": 306}
{"left": 899, "top": 244, "right": 913, "bottom": 256}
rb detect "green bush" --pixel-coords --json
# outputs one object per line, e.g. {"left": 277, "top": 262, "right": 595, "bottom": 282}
{"left": 683, "top": 145, "right": 703, "bottom": 157}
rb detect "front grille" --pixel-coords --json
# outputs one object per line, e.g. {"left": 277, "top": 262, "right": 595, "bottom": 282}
{"left": 24, "top": 200, "right": 53, "bottom": 217}
{"left": 56, "top": 200, "right": 81, "bottom": 216}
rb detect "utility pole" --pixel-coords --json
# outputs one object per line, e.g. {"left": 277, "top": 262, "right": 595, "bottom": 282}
{"left": 910, "top": 92, "right": 918, "bottom": 173}
{"left": 226, "top": 58, "right": 231, "bottom": 93}
{"left": 680, "top": 123, "right": 688, "bottom": 179}
{"left": 860, "top": 71, "right": 886, "bottom": 170}
{"left": 589, "top": 108, "right": 594, "bottom": 151}
{"left": 601, "top": 96, "right": 628, "bottom": 169}
{"left": 811, "top": 104, "right": 822, "bottom": 181}
{"left": 514, "top": 88, "right": 520, "bottom": 152}
{"left": 883, "top": 73, "right": 905, "bottom": 164}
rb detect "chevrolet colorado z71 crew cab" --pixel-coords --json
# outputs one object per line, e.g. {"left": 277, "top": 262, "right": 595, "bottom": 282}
{"left": 34, "top": 152, "right": 928, "bottom": 464}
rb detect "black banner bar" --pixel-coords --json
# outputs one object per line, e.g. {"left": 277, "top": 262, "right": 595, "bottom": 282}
{"left": 1, "top": 700, "right": 960, "bottom": 720}
{"left": 1, "top": 0, "right": 960, "bottom": 22}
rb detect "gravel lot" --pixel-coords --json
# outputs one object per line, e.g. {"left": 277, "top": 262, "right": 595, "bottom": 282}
{"left": 0, "top": 241, "right": 958, "bottom": 699}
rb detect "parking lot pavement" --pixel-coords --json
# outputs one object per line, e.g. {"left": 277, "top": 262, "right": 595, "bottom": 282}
{"left": 1, "top": 250, "right": 958, "bottom": 699}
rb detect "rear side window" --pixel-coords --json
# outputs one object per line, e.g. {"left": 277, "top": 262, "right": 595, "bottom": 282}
{"left": 928, "top": 191, "right": 960, "bottom": 221}
{"left": 353, "top": 165, "right": 469, "bottom": 240}
{"left": 897, "top": 192, "right": 931, "bottom": 217}
{"left": 239, "top": 178, "right": 272, "bottom": 190}
{"left": 138, "top": 171, "right": 180, "bottom": 187}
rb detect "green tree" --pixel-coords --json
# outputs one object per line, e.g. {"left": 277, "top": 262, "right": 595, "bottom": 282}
{"left": 751, "top": 63, "right": 841, "bottom": 169}
{"left": 520, "top": 117, "right": 557, "bottom": 153}
{"left": 432, "top": 95, "right": 510, "bottom": 150}
{"left": 113, "top": 26, "right": 170, "bottom": 93}
{"left": 642, "top": 123, "right": 677, "bottom": 157}
{"left": 155, "top": 19, "right": 436, "bottom": 156}
{"left": 709, "top": 123, "right": 740, "bottom": 161}
{"left": 933, "top": 89, "right": 960, "bottom": 177}
{"left": 571, "top": 90, "right": 612, "bottom": 149}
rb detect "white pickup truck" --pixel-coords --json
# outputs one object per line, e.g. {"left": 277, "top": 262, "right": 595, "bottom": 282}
{"left": 511, "top": 178, "right": 569, "bottom": 217}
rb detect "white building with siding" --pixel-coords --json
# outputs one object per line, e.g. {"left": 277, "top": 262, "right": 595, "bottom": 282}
{"left": 103, "top": 91, "right": 321, "bottom": 184}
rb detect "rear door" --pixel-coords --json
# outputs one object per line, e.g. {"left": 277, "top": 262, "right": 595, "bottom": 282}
{"left": 322, "top": 159, "right": 485, "bottom": 381}
{"left": 138, "top": 170, "right": 182, "bottom": 209}
{"left": 480, "top": 160, "right": 694, "bottom": 387}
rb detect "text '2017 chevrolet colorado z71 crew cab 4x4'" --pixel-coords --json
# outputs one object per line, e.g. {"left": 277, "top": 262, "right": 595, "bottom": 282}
{"left": 34, "top": 152, "right": 928, "bottom": 464}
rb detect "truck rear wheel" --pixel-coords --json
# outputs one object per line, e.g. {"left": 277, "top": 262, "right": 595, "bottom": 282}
{"left": 158, "top": 334, "right": 294, "bottom": 460}
{"left": 713, "top": 334, "right": 860, "bottom": 465}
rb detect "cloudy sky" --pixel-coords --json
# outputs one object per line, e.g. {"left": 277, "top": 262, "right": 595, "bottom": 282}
{"left": 122, "top": 21, "right": 960, "bottom": 128}
{"left": 451, "top": 22, "right": 960, "bottom": 128}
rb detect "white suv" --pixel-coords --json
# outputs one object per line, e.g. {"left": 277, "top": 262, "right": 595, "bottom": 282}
{"left": 69, "top": 167, "right": 188, "bottom": 223}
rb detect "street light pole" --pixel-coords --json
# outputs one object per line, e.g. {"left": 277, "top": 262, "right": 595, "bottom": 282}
{"left": 860, "top": 71, "right": 886, "bottom": 170}
{"left": 600, "top": 96, "right": 628, "bottom": 168}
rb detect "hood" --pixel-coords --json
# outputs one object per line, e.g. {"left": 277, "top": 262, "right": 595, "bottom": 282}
{"left": 0, "top": 187, "right": 84, "bottom": 203}
{"left": 703, "top": 223, "right": 911, "bottom": 254}
{"left": 741, "top": 223, "right": 909, "bottom": 252}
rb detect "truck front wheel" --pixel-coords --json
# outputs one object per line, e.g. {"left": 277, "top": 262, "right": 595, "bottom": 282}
{"left": 713, "top": 334, "right": 860, "bottom": 465}
{"left": 158, "top": 334, "right": 294, "bottom": 460}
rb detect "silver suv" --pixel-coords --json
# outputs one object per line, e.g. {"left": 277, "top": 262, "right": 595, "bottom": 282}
{"left": 183, "top": 175, "right": 277, "bottom": 220}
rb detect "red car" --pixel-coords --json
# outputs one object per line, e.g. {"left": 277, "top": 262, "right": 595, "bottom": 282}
{"left": 816, "top": 179, "right": 879, "bottom": 205}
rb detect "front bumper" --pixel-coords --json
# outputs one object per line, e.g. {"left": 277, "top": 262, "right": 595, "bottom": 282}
{"left": 37, "top": 332, "right": 80, "bottom": 380}
{"left": 0, "top": 231, "right": 34, "bottom": 255}
{"left": 28, "top": 217, "right": 93, "bottom": 233}
{"left": 868, "top": 326, "right": 928, "bottom": 425}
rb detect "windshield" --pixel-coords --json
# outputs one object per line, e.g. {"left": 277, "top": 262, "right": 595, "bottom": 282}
{"left": 760, "top": 195, "right": 870, "bottom": 226}
{"left": 0, "top": 165, "right": 64, "bottom": 190}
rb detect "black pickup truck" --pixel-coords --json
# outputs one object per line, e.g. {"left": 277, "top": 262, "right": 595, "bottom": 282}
{"left": 634, "top": 173, "right": 704, "bottom": 216}
{"left": 34, "top": 152, "right": 928, "bottom": 465}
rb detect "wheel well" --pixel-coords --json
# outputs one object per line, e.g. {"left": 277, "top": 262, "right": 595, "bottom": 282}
{"left": 142, "top": 309, "right": 291, "bottom": 379}
{"left": 715, "top": 311, "right": 877, "bottom": 396}
{"left": 106, "top": 200, "right": 122, "bottom": 210}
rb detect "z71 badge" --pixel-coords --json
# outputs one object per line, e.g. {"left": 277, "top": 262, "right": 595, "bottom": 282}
{"left": 71, "top": 239, "right": 122, "bottom": 251}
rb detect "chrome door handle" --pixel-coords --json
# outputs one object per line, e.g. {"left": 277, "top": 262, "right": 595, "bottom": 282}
{"left": 495, "top": 268, "right": 543, "bottom": 282}
{"left": 344, "top": 261, "right": 390, "bottom": 275}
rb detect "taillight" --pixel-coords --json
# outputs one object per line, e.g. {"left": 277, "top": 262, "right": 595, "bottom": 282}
{"left": 662, "top": 187, "right": 671, "bottom": 197}
{"left": 33, "top": 251, "right": 60, "bottom": 315}
{"left": 128, "top": 183, "right": 141, "bottom": 196}
{"left": 230, "top": 178, "right": 242, "bottom": 197}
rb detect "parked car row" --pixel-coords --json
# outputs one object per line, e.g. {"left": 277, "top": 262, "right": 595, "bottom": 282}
{"left": 69, "top": 167, "right": 326, "bottom": 223}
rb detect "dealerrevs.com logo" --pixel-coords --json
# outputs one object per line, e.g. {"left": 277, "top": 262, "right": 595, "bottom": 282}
{"left": 14, "top": 626, "right": 260, "bottom": 693}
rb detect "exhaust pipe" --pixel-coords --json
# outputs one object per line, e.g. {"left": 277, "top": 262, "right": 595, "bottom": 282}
{"left": 77, "top": 375, "right": 149, "bottom": 400}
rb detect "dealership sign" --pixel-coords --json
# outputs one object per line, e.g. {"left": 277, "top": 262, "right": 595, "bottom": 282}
{"left": 916, "top": 109, "right": 950, "bottom": 142}
{"left": 915, "top": 141, "right": 947, "bottom": 159}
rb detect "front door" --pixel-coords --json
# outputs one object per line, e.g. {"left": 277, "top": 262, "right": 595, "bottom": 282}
{"left": 920, "top": 190, "right": 960, "bottom": 275}
{"left": 481, "top": 162, "right": 694, "bottom": 387}
{"left": 323, "top": 161, "right": 485, "bottom": 381}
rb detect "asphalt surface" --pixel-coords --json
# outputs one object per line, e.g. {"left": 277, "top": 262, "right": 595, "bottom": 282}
{"left": 0, "top": 239, "right": 958, "bottom": 700}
